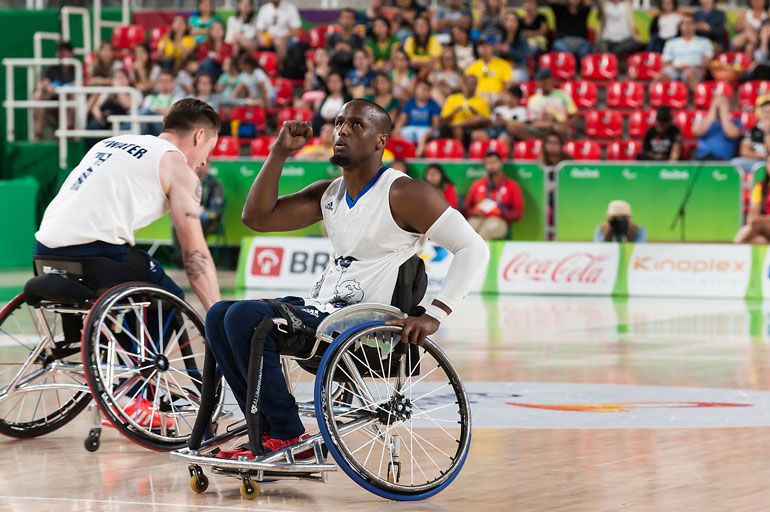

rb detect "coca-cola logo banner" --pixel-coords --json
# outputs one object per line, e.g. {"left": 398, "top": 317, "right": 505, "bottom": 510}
{"left": 498, "top": 243, "right": 620, "bottom": 294}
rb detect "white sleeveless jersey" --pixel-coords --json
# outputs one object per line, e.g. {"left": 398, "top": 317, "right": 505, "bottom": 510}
{"left": 309, "top": 167, "right": 426, "bottom": 308}
{"left": 36, "top": 134, "right": 184, "bottom": 248}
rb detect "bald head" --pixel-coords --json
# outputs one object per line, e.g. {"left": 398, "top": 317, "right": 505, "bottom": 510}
{"left": 330, "top": 99, "right": 393, "bottom": 169}
{"left": 348, "top": 98, "right": 392, "bottom": 136}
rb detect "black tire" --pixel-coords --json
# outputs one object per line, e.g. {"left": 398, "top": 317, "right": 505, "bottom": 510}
{"left": 0, "top": 293, "right": 91, "bottom": 438}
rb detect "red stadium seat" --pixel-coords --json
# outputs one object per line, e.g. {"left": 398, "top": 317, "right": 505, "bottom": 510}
{"left": 386, "top": 138, "right": 416, "bottom": 159}
{"left": 272, "top": 77, "right": 294, "bottom": 108}
{"left": 673, "top": 110, "right": 708, "bottom": 139}
{"left": 250, "top": 136, "right": 276, "bottom": 157}
{"left": 627, "top": 109, "right": 657, "bottom": 138}
{"left": 253, "top": 51, "right": 278, "bottom": 77}
{"left": 111, "top": 25, "right": 145, "bottom": 51}
{"left": 681, "top": 139, "right": 698, "bottom": 160}
{"left": 584, "top": 109, "right": 624, "bottom": 139}
{"left": 513, "top": 139, "right": 542, "bottom": 160}
{"left": 606, "top": 139, "right": 643, "bottom": 161}
{"left": 229, "top": 106, "right": 267, "bottom": 132}
{"left": 150, "top": 26, "right": 169, "bottom": 51}
{"left": 424, "top": 139, "right": 464, "bottom": 159}
{"left": 111, "top": 26, "right": 128, "bottom": 50}
{"left": 468, "top": 139, "right": 510, "bottom": 159}
{"left": 715, "top": 51, "right": 753, "bottom": 71}
{"left": 734, "top": 110, "right": 758, "bottom": 130}
{"left": 627, "top": 52, "right": 663, "bottom": 80}
{"left": 276, "top": 108, "right": 314, "bottom": 128}
{"left": 539, "top": 52, "right": 577, "bottom": 81}
{"left": 561, "top": 80, "right": 598, "bottom": 109}
{"left": 649, "top": 81, "right": 688, "bottom": 109}
{"left": 693, "top": 81, "right": 734, "bottom": 110}
{"left": 309, "top": 25, "right": 341, "bottom": 49}
{"left": 580, "top": 53, "right": 618, "bottom": 83}
{"left": 125, "top": 25, "right": 146, "bottom": 48}
{"left": 518, "top": 80, "right": 538, "bottom": 105}
{"left": 563, "top": 140, "right": 601, "bottom": 161}
{"left": 606, "top": 81, "right": 645, "bottom": 109}
{"left": 211, "top": 136, "right": 239, "bottom": 157}
{"left": 738, "top": 80, "right": 770, "bottom": 109}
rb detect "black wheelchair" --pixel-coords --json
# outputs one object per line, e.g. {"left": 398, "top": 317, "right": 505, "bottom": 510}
{"left": 171, "top": 257, "right": 472, "bottom": 500}
{"left": 0, "top": 255, "right": 230, "bottom": 452}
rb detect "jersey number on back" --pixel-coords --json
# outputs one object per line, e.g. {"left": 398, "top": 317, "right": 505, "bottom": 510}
{"left": 70, "top": 152, "right": 113, "bottom": 191}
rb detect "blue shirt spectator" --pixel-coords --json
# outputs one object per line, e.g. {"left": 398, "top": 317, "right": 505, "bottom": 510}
{"left": 401, "top": 97, "right": 441, "bottom": 128}
{"left": 694, "top": 0, "right": 726, "bottom": 44}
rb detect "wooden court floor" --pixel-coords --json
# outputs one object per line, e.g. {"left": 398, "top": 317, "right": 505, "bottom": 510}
{"left": 2, "top": 286, "right": 770, "bottom": 511}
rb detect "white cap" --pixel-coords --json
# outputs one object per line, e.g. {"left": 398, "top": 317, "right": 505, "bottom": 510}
{"left": 607, "top": 200, "right": 632, "bottom": 216}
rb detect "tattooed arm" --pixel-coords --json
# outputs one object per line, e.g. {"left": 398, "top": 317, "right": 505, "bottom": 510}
{"left": 160, "top": 152, "right": 221, "bottom": 311}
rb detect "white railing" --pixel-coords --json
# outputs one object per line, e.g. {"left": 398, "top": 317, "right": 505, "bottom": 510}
{"left": 54, "top": 85, "right": 144, "bottom": 168}
{"left": 94, "top": 0, "right": 131, "bottom": 49}
{"left": 61, "top": 7, "right": 92, "bottom": 56}
{"left": 108, "top": 113, "right": 164, "bottom": 135}
{"left": 3, "top": 57, "right": 84, "bottom": 143}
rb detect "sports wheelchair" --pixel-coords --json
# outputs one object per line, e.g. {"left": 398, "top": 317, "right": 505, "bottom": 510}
{"left": 0, "top": 256, "right": 230, "bottom": 452}
{"left": 171, "top": 257, "right": 472, "bottom": 501}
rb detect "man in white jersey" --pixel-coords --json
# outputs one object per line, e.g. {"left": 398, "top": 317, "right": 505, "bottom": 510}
{"left": 34, "top": 98, "right": 223, "bottom": 426}
{"left": 206, "top": 99, "right": 489, "bottom": 459}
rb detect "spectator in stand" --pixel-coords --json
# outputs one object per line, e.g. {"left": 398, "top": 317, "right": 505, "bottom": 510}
{"left": 394, "top": 79, "right": 441, "bottom": 156}
{"left": 404, "top": 15, "right": 442, "bottom": 74}
{"left": 192, "top": 72, "right": 255, "bottom": 113}
{"left": 732, "top": 0, "right": 767, "bottom": 54}
{"left": 393, "top": 0, "right": 426, "bottom": 43}
{"left": 522, "top": 69, "right": 576, "bottom": 140}
{"left": 451, "top": 25, "right": 476, "bottom": 70}
{"left": 540, "top": 131, "right": 566, "bottom": 169}
{"left": 733, "top": 94, "right": 770, "bottom": 174}
{"left": 312, "top": 71, "right": 352, "bottom": 132}
{"left": 85, "top": 68, "right": 133, "bottom": 150}
{"left": 549, "top": 0, "right": 593, "bottom": 60}
{"left": 521, "top": 0, "right": 550, "bottom": 54}
{"left": 390, "top": 158, "right": 409, "bottom": 173}
{"left": 751, "top": 19, "right": 770, "bottom": 80}
{"left": 172, "top": 162, "right": 225, "bottom": 265}
{"left": 33, "top": 41, "right": 76, "bottom": 140}
{"left": 303, "top": 47, "right": 332, "bottom": 106}
{"left": 217, "top": 57, "right": 242, "bottom": 99}
{"left": 474, "top": 0, "right": 505, "bottom": 43}
{"left": 735, "top": 155, "right": 770, "bottom": 243}
{"left": 296, "top": 123, "right": 335, "bottom": 159}
{"left": 390, "top": 49, "right": 416, "bottom": 101}
{"left": 226, "top": 0, "right": 258, "bottom": 55}
{"left": 597, "top": 0, "right": 644, "bottom": 57}
{"left": 465, "top": 36, "right": 515, "bottom": 103}
{"left": 88, "top": 42, "right": 117, "bottom": 86}
{"left": 638, "top": 106, "right": 682, "bottom": 161}
{"left": 158, "top": 15, "right": 196, "bottom": 72}
{"left": 130, "top": 44, "right": 160, "bottom": 94}
{"left": 433, "top": 0, "right": 472, "bottom": 46}
{"left": 328, "top": 8, "right": 364, "bottom": 75}
{"left": 486, "top": 85, "right": 528, "bottom": 144}
{"left": 197, "top": 20, "right": 233, "bottom": 81}
{"left": 346, "top": 49, "right": 376, "bottom": 98}
{"left": 235, "top": 53, "right": 274, "bottom": 108}
{"left": 692, "top": 95, "right": 742, "bottom": 160}
{"left": 430, "top": 47, "right": 463, "bottom": 104}
{"left": 594, "top": 200, "right": 648, "bottom": 243}
{"left": 175, "top": 56, "right": 200, "bottom": 96}
{"left": 464, "top": 151, "right": 524, "bottom": 240}
{"left": 441, "top": 75, "right": 491, "bottom": 144}
{"left": 364, "top": 72, "right": 400, "bottom": 123}
{"left": 499, "top": 12, "right": 532, "bottom": 81}
{"left": 365, "top": 0, "right": 389, "bottom": 26}
{"left": 139, "top": 70, "right": 182, "bottom": 135}
{"left": 366, "top": 17, "right": 400, "bottom": 70}
{"left": 658, "top": 14, "right": 713, "bottom": 91}
{"left": 255, "top": 0, "right": 302, "bottom": 61}
{"left": 648, "top": 0, "right": 683, "bottom": 53}
{"left": 189, "top": 0, "right": 221, "bottom": 44}
{"left": 423, "top": 164, "right": 459, "bottom": 209}
{"left": 694, "top": 0, "right": 727, "bottom": 52}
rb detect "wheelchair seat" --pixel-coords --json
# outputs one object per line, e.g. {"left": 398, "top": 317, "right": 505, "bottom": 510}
{"left": 24, "top": 274, "right": 95, "bottom": 307}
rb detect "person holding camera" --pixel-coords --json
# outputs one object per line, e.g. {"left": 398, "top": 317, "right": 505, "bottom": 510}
{"left": 593, "top": 200, "right": 648, "bottom": 242}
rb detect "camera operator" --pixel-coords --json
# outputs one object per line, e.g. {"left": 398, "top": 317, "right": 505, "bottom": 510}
{"left": 593, "top": 200, "right": 648, "bottom": 242}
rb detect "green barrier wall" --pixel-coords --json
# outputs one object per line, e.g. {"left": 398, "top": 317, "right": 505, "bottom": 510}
{"left": 555, "top": 162, "right": 742, "bottom": 242}
{"left": 136, "top": 159, "right": 547, "bottom": 245}
{"left": 0, "top": 177, "right": 39, "bottom": 269}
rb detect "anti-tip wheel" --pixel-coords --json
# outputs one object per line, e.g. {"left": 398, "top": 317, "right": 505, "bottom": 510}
{"left": 84, "top": 436, "right": 100, "bottom": 452}
{"left": 190, "top": 474, "right": 209, "bottom": 494}
{"left": 240, "top": 482, "right": 261, "bottom": 500}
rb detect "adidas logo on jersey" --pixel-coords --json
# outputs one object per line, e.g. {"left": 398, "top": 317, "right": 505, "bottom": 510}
{"left": 325, "top": 201, "right": 334, "bottom": 211}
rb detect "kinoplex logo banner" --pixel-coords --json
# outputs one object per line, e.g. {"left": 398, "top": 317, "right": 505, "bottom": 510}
{"left": 628, "top": 244, "right": 751, "bottom": 298}
{"left": 497, "top": 243, "right": 619, "bottom": 295}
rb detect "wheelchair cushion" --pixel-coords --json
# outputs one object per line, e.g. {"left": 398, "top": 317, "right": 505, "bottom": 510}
{"left": 24, "top": 274, "right": 95, "bottom": 307}
{"left": 33, "top": 254, "right": 150, "bottom": 294}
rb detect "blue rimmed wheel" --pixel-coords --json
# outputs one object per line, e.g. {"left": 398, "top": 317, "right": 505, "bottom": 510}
{"left": 314, "top": 321, "right": 471, "bottom": 500}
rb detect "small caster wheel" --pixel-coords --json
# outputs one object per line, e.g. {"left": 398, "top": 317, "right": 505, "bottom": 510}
{"left": 387, "top": 462, "right": 401, "bottom": 484}
{"left": 190, "top": 474, "right": 209, "bottom": 494}
{"left": 84, "top": 428, "right": 101, "bottom": 452}
{"left": 240, "top": 481, "right": 260, "bottom": 500}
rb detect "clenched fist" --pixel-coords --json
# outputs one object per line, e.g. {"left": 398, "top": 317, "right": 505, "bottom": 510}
{"left": 274, "top": 120, "right": 313, "bottom": 154}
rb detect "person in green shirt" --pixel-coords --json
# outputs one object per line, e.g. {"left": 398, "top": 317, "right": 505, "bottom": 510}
{"left": 364, "top": 72, "right": 401, "bottom": 124}
{"left": 189, "top": 0, "right": 222, "bottom": 44}
{"left": 366, "top": 16, "right": 400, "bottom": 70}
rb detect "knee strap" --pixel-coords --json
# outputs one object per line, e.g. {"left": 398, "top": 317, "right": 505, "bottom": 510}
{"left": 265, "top": 299, "right": 316, "bottom": 357}
{"left": 244, "top": 316, "right": 274, "bottom": 457}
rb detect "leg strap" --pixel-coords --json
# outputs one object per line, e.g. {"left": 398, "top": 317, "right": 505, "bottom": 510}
{"left": 244, "top": 317, "right": 274, "bottom": 457}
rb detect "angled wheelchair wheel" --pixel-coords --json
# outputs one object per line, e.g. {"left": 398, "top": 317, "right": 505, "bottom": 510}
{"left": 0, "top": 293, "right": 91, "bottom": 438}
{"left": 314, "top": 322, "right": 472, "bottom": 501}
{"left": 81, "top": 283, "right": 225, "bottom": 451}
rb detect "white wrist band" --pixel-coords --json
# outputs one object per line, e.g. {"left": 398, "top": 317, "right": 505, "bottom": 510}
{"left": 423, "top": 304, "right": 448, "bottom": 324}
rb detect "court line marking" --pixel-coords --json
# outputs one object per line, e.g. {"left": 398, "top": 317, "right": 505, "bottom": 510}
{"left": 0, "top": 496, "right": 297, "bottom": 512}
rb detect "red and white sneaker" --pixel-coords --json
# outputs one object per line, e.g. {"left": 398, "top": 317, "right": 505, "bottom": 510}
{"left": 263, "top": 434, "right": 314, "bottom": 460}
{"left": 215, "top": 434, "right": 270, "bottom": 459}
{"left": 120, "top": 396, "right": 174, "bottom": 430}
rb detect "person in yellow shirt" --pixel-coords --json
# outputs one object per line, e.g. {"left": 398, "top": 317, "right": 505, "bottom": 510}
{"left": 735, "top": 155, "right": 770, "bottom": 243}
{"left": 403, "top": 16, "right": 443, "bottom": 73}
{"left": 158, "top": 15, "right": 196, "bottom": 72}
{"left": 440, "top": 75, "right": 491, "bottom": 142}
{"left": 464, "top": 36, "right": 514, "bottom": 103}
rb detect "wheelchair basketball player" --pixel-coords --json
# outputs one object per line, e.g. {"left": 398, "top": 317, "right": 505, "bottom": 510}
{"left": 206, "top": 99, "right": 490, "bottom": 459}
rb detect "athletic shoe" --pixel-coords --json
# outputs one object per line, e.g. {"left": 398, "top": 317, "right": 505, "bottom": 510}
{"left": 215, "top": 434, "right": 270, "bottom": 459}
{"left": 262, "top": 434, "right": 314, "bottom": 460}
{"left": 121, "top": 396, "right": 174, "bottom": 430}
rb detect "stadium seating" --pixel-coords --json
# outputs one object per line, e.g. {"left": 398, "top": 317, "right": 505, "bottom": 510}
{"left": 150, "top": 26, "right": 169, "bottom": 51}
{"left": 627, "top": 109, "right": 657, "bottom": 138}
{"left": 277, "top": 108, "right": 314, "bottom": 128}
{"left": 580, "top": 53, "right": 618, "bottom": 83}
{"left": 627, "top": 52, "right": 663, "bottom": 80}
{"left": 649, "top": 81, "right": 688, "bottom": 109}
{"left": 584, "top": 110, "right": 624, "bottom": 139}
{"left": 386, "top": 138, "right": 416, "bottom": 159}
{"left": 563, "top": 140, "right": 601, "bottom": 160}
{"left": 681, "top": 139, "right": 698, "bottom": 159}
{"left": 272, "top": 78, "right": 294, "bottom": 109}
{"left": 673, "top": 110, "right": 708, "bottom": 139}
{"left": 468, "top": 139, "right": 510, "bottom": 159}
{"left": 250, "top": 136, "right": 276, "bottom": 157}
{"left": 424, "top": 139, "right": 464, "bottom": 159}
{"left": 561, "top": 81, "right": 598, "bottom": 109}
{"left": 518, "top": 80, "right": 538, "bottom": 105}
{"left": 734, "top": 110, "right": 758, "bottom": 130}
{"left": 607, "top": 139, "right": 643, "bottom": 161}
{"left": 253, "top": 51, "right": 278, "bottom": 77}
{"left": 606, "top": 81, "right": 645, "bottom": 109}
{"left": 715, "top": 52, "right": 753, "bottom": 71}
{"left": 211, "top": 136, "right": 239, "bottom": 157}
{"left": 513, "top": 139, "right": 542, "bottom": 160}
{"left": 229, "top": 106, "right": 267, "bottom": 134}
{"left": 738, "top": 80, "right": 770, "bottom": 109}
{"left": 309, "top": 24, "right": 341, "bottom": 49}
{"left": 539, "top": 52, "right": 577, "bottom": 81}
{"left": 693, "top": 81, "right": 734, "bottom": 110}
